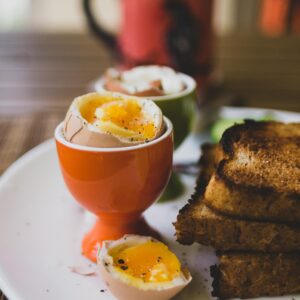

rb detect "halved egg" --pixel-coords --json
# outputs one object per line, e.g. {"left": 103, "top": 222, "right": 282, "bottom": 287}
{"left": 63, "top": 92, "right": 164, "bottom": 148}
{"left": 98, "top": 235, "right": 192, "bottom": 300}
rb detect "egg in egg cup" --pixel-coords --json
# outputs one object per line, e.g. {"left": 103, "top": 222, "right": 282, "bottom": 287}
{"left": 54, "top": 96, "right": 173, "bottom": 262}
{"left": 95, "top": 66, "right": 197, "bottom": 201}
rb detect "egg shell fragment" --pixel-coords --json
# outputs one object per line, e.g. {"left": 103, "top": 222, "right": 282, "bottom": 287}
{"left": 98, "top": 235, "right": 192, "bottom": 300}
{"left": 63, "top": 92, "right": 164, "bottom": 148}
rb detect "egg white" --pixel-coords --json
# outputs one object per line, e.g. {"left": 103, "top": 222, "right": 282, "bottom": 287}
{"left": 98, "top": 235, "right": 192, "bottom": 293}
{"left": 63, "top": 92, "right": 164, "bottom": 148}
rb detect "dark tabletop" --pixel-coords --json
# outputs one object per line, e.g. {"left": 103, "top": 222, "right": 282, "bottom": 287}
{"left": 0, "top": 32, "right": 299, "bottom": 300}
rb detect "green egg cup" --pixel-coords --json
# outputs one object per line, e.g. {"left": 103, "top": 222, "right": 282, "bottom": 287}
{"left": 95, "top": 72, "right": 197, "bottom": 202}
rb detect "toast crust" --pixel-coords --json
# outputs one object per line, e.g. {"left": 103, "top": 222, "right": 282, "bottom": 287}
{"left": 204, "top": 173, "right": 300, "bottom": 223}
{"left": 175, "top": 120, "right": 300, "bottom": 299}
{"left": 211, "top": 253, "right": 300, "bottom": 299}
{"left": 205, "top": 120, "right": 300, "bottom": 222}
{"left": 219, "top": 120, "right": 300, "bottom": 196}
{"left": 176, "top": 200, "right": 300, "bottom": 252}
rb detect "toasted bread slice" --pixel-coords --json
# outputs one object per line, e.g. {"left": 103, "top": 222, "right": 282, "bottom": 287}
{"left": 175, "top": 199, "right": 300, "bottom": 252}
{"left": 211, "top": 253, "right": 300, "bottom": 299}
{"left": 202, "top": 121, "right": 300, "bottom": 222}
{"left": 175, "top": 121, "right": 300, "bottom": 299}
{"left": 219, "top": 120, "right": 300, "bottom": 195}
{"left": 204, "top": 173, "right": 300, "bottom": 223}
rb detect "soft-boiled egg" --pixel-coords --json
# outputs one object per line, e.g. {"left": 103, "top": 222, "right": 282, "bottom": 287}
{"left": 63, "top": 92, "right": 164, "bottom": 148}
{"left": 104, "top": 66, "right": 186, "bottom": 96}
{"left": 98, "top": 235, "right": 191, "bottom": 300}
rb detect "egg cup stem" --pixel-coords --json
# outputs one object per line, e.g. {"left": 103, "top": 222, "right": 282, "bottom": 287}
{"left": 82, "top": 215, "right": 161, "bottom": 262}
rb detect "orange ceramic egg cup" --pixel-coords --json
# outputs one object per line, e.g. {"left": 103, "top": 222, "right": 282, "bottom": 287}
{"left": 55, "top": 118, "right": 173, "bottom": 262}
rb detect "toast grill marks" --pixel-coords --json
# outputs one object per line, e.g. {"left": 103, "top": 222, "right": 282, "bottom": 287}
{"left": 176, "top": 201, "right": 300, "bottom": 252}
{"left": 211, "top": 253, "right": 300, "bottom": 299}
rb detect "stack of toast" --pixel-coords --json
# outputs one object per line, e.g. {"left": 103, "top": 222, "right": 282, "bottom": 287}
{"left": 175, "top": 120, "right": 300, "bottom": 299}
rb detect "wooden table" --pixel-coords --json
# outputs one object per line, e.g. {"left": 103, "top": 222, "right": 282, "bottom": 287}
{"left": 0, "top": 32, "right": 299, "bottom": 299}
{"left": 0, "top": 33, "right": 113, "bottom": 176}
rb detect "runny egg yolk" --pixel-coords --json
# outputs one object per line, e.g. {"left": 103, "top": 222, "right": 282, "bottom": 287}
{"left": 80, "top": 97, "right": 157, "bottom": 141}
{"left": 109, "top": 241, "right": 181, "bottom": 283}
{"left": 79, "top": 96, "right": 116, "bottom": 124}
{"left": 96, "top": 100, "right": 156, "bottom": 140}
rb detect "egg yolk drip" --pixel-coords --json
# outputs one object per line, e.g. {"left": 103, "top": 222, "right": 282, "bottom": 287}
{"left": 95, "top": 100, "right": 156, "bottom": 141}
{"left": 109, "top": 241, "right": 181, "bottom": 283}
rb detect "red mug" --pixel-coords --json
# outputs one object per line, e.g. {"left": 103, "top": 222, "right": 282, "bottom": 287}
{"left": 83, "top": 0, "right": 213, "bottom": 83}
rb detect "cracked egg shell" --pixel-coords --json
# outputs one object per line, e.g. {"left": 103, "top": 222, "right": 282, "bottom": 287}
{"left": 97, "top": 235, "right": 192, "bottom": 300}
{"left": 103, "top": 66, "right": 185, "bottom": 96}
{"left": 63, "top": 92, "right": 164, "bottom": 148}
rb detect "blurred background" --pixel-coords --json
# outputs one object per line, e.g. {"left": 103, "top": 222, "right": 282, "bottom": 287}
{"left": 0, "top": 0, "right": 300, "bottom": 177}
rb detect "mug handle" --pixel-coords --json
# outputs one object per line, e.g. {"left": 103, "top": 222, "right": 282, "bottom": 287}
{"left": 82, "top": 0, "right": 117, "bottom": 50}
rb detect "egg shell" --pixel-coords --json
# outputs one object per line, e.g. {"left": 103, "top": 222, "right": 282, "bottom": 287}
{"left": 98, "top": 235, "right": 192, "bottom": 300}
{"left": 104, "top": 79, "right": 164, "bottom": 97}
{"left": 104, "top": 66, "right": 185, "bottom": 96}
{"left": 63, "top": 92, "right": 164, "bottom": 148}
{"left": 103, "top": 80, "right": 132, "bottom": 95}
{"left": 104, "top": 69, "right": 164, "bottom": 96}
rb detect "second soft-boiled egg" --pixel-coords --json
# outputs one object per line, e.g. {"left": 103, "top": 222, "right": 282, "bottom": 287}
{"left": 63, "top": 92, "right": 164, "bottom": 148}
{"left": 98, "top": 235, "right": 192, "bottom": 300}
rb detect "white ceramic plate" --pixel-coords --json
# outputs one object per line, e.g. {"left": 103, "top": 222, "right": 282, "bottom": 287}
{"left": 0, "top": 107, "right": 299, "bottom": 300}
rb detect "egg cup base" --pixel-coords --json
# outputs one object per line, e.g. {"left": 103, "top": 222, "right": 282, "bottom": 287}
{"left": 82, "top": 216, "right": 161, "bottom": 262}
